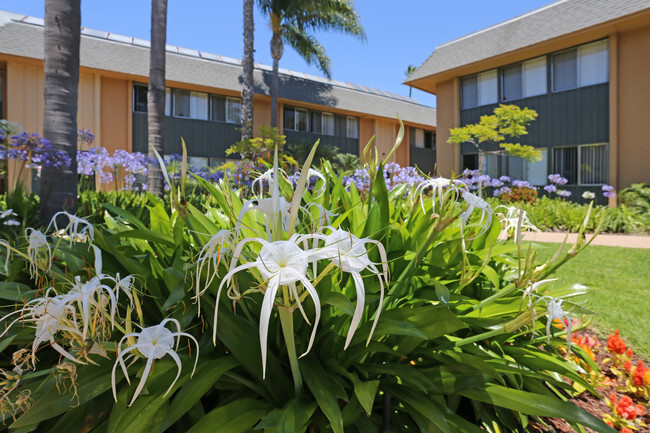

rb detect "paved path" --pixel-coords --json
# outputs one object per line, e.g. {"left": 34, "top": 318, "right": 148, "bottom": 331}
{"left": 522, "top": 231, "right": 650, "bottom": 249}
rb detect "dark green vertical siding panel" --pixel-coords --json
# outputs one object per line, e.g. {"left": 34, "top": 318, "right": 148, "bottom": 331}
{"left": 284, "top": 130, "right": 358, "bottom": 156}
{"left": 132, "top": 112, "right": 241, "bottom": 158}
{"left": 459, "top": 83, "right": 608, "bottom": 148}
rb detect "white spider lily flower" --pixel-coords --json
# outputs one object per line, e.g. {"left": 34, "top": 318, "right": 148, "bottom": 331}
{"left": 311, "top": 228, "right": 388, "bottom": 348}
{"left": 306, "top": 202, "right": 337, "bottom": 227}
{"left": 414, "top": 177, "right": 460, "bottom": 214}
{"left": 544, "top": 297, "right": 573, "bottom": 354}
{"left": 214, "top": 235, "right": 320, "bottom": 378}
{"left": 64, "top": 276, "right": 117, "bottom": 339}
{"left": 521, "top": 279, "right": 557, "bottom": 308}
{"left": 236, "top": 196, "right": 292, "bottom": 240}
{"left": 0, "top": 209, "right": 17, "bottom": 219}
{"left": 496, "top": 205, "right": 540, "bottom": 243}
{"left": 194, "top": 229, "right": 231, "bottom": 310}
{"left": 461, "top": 191, "right": 493, "bottom": 239}
{"left": 3, "top": 219, "right": 19, "bottom": 226}
{"left": 0, "top": 292, "right": 84, "bottom": 364}
{"left": 252, "top": 168, "right": 287, "bottom": 196}
{"left": 112, "top": 318, "right": 199, "bottom": 405}
{"left": 26, "top": 228, "right": 51, "bottom": 278}
{"left": 107, "top": 273, "right": 136, "bottom": 307}
{"left": 48, "top": 211, "right": 95, "bottom": 245}
{"left": 296, "top": 168, "right": 327, "bottom": 198}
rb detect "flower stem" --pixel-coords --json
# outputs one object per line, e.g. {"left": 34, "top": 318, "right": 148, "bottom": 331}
{"left": 278, "top": 306, "right": 303, "bottom": 396}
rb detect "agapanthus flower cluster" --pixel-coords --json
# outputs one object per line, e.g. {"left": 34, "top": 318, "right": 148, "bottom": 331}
{"left": 547, "top": 174, "right": 569, "bottom": 185}
{"left": 557, "top": 189, "right": 572, "bottom": 198}
{"left": 602, "top": 184, "right": 617, "bottom": 198}
{"left": 0, "top": 132, "right": 71, "bottom": 170}
{"left": 77, "top": 129, "right": 95, "bottom": 147}
{"left": 343, "top": 163, "right": 425, "bottom": 193}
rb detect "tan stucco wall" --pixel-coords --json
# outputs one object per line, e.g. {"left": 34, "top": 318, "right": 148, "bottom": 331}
{"left": 359, "top": 118, "right": 374, "bottom": 159}
{"left": 100, "top": 77, "right": 130, "bottom": 153}
{"left": 615, "top": 26, "right": 650, "bottom": 189}
{"left": 373, "top": 119, "right": 398, "bottom": 162}
{"left": 77, "top": 73, "right": 101, "bottom": 147}
{"left": 435, "top": 78, "right": 460, "bottom": 177}
{"left": 395, "top": 126, "right": 409, "bottom": 167}
{"left": 252, "top": 98, "right": 271, "bottom": 134}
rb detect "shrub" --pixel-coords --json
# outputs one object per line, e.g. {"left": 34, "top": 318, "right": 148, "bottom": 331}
{"left": 0, "top": 145, "right": 616, "bottom": 432}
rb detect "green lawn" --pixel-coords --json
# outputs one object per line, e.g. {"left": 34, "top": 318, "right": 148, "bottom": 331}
{"left": 532, "top": 243, "right": 650, "bottom": 358}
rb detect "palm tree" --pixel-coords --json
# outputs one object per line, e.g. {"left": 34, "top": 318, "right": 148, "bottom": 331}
{"left": 241, "top": 0, "right": 255, "bottom": 140}
{"left": 404, "top": 64, "right": 416, "bottom": 98}
{"left": 147, "top": 0, "right": 168, "bottom": 196}
{"left": 257, "top": 0, "right": 366, "bottom": 127}
{"left": 40, "top": 0, "right": 81, "bottom": 224}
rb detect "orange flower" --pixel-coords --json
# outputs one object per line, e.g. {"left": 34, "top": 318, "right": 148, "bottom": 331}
{"left": 626, "top": 348, "right": 633, "bottom": 357}
{"left": 643, "top": 369, "right": 650, "bottom": 386}
{"left": 607, "top": 330, "right": 626, "bottom": 355}
{"left": 633, "top": 360, "right": 646, "bottom": 387}
{"left": 615, "top": 395, "right": 637, "bottom": 419}
{"left": 623, "top": 361, "right": 632, "bottom": 373}
{"left": 620, "top": 428, "right": 633, "bottom": 433}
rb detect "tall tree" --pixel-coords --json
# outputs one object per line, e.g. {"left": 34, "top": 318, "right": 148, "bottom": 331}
{"left": 241, "top": 0, "right": 255, "bottom": 140}
{"left": 147, "top": 0, "right": 168, "bottom": 195}
{"left": 258, "top": 0, "right": 366, "bottom": 127}
{"left": 404, "top": 64, "right": 416, "bottom": 97}
{"left": 40, "top": 0, "right": 81, "bottom": 224}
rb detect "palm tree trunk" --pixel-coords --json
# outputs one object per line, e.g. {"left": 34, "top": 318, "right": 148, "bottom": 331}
{"left": 40, "top": 0, "right": 80, "bottom": 224}
{"left": 147, "top": 0, "right": 167, "bottom": 196}
{"left": 241, "top": 0, "right": 255, "bottom": 140}
{"left": 270, "top": 14, "right": 283, "bottom": 128}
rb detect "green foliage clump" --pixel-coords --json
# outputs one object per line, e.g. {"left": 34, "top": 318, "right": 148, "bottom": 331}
{"left": 495, "top": 196, "right": 647, "bottom": 233}
{"left": 227, "top": 125, "right": 296, "bottom": 167}
{"left": 619, "top": 183, "right": 650, "bottom": 228}
{"left": 0, "top": 143, "right": 618, "bottom": 433}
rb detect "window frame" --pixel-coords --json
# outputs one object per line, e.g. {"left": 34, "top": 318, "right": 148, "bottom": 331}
{"left": 225, "top": 97, "right": 242, "bottom": 124}
{"left": 552, "top": 39, "right": 609, "bottom": 93}
{"left": 461, "top": 69, "right": 498, "bottom": 109}
{"left": 295, "top": 108, "right": 309, "bottom": 132}
{"left": 552, "top": 143, "right": 608, "bottom": 185}
{"left": 346, "top": 116, "right": 359, "bottom": 139}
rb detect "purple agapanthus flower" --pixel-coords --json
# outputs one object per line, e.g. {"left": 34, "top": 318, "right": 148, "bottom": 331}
{"left": 557, "top": 190, "right": 572, "bottom": 198}
{"left": 547, "top": 174, "right": 568, "bottom": 185}
{"left": 544, "top": 184, "right": 557, "bottom": 193}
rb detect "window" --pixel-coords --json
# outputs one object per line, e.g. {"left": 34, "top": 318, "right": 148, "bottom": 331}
{"left": 424, "top": 131, "right": 435, "bottom": 149}
{"left": 461, "top": 76, "right": 477, "bottom": 108}
{"left": 189, "top": 156, "right": 209, "bottom": 168}
{"left": 414, "top": 128, "right": 425, "bottom": 148}
{"left": 283, "top": 107, "right": 296, "bottom": 130}
{"left": 553, "top": 40, "right": 608, "bottom": 91}
{"left": 296, "top": 109, "right": 308, "bottom": 132}
{"left": 501, "top": 57, "right": 547, "bottom": 101}
{"left": 210, "top": 95, "right": 226, "bottom": 122}
{"left": 190, "top": 92, "right": 208, "bottom": 120}
{"left": 174, "top": 90, "right": 190, "bottom": 117}
{"left": 462, "top": 153, "right": 478, "bottom": 171}
{"left": 553, "top": 144, "right": 607, "bottom": 185}
{"left": 461, "top": 69, "right": 497, "bottom": 108}
{"left": 322, "top": 113, "right": 334, "bottom": 135}
{"left": 523, "top": 57, "right": 547, "bottom": 97}
{"left": 502, "top": 64, "right": 522, "bottom": 101}
{"left": 578, "top": 40, "right": 608, "bottom": 86}
{"left": 526, "top": 148, "right": 548, "bottom": 185}
{"left": 133, "top": 85, "right": 148, "bottom": 113}
{"left": 226, "top": 97, "right": 241, "bottom": 124}
{"left": 173, "top": 90, "right": 208, "bottom": 119}
{"left": 165, "top": 88, "right": 171, "bottom": 116}
{"left": 311, "top": 112, "right": 322, "bottom": 133}
{"left": 346, "top": 117, "right": 359, "bottom": 139}
{"left": 477, "top": 70, "right": 498, "bottom": 106}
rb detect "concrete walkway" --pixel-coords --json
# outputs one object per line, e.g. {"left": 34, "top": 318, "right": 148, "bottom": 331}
{"left": 522, "top": 231, "right": 650, "bottom": 249}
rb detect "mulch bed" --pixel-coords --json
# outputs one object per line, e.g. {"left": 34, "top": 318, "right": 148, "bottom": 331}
{"left": 531, "top": 331, "right": 650, "bottom": 432}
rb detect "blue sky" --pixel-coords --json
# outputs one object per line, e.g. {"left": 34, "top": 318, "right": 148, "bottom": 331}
{"left": 1, "top": 1, "right": 555, "bottom": 107}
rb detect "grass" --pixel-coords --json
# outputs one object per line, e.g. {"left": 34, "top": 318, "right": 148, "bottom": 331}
{"left": 532, "top": 242, "right": 650, "bottom": 359}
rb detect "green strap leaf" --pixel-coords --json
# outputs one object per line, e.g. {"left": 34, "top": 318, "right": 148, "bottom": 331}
{"left": 300, "top": 357, "right": 344, "bottom": 433}
{"left": 187, "top": 398, "right": 271, "bottom": 433}
{"left": 352, "top": 375, "right": 379, "bottom": 417}
{"left": 459, "top": 385, "right": 617, "bottom": 433}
